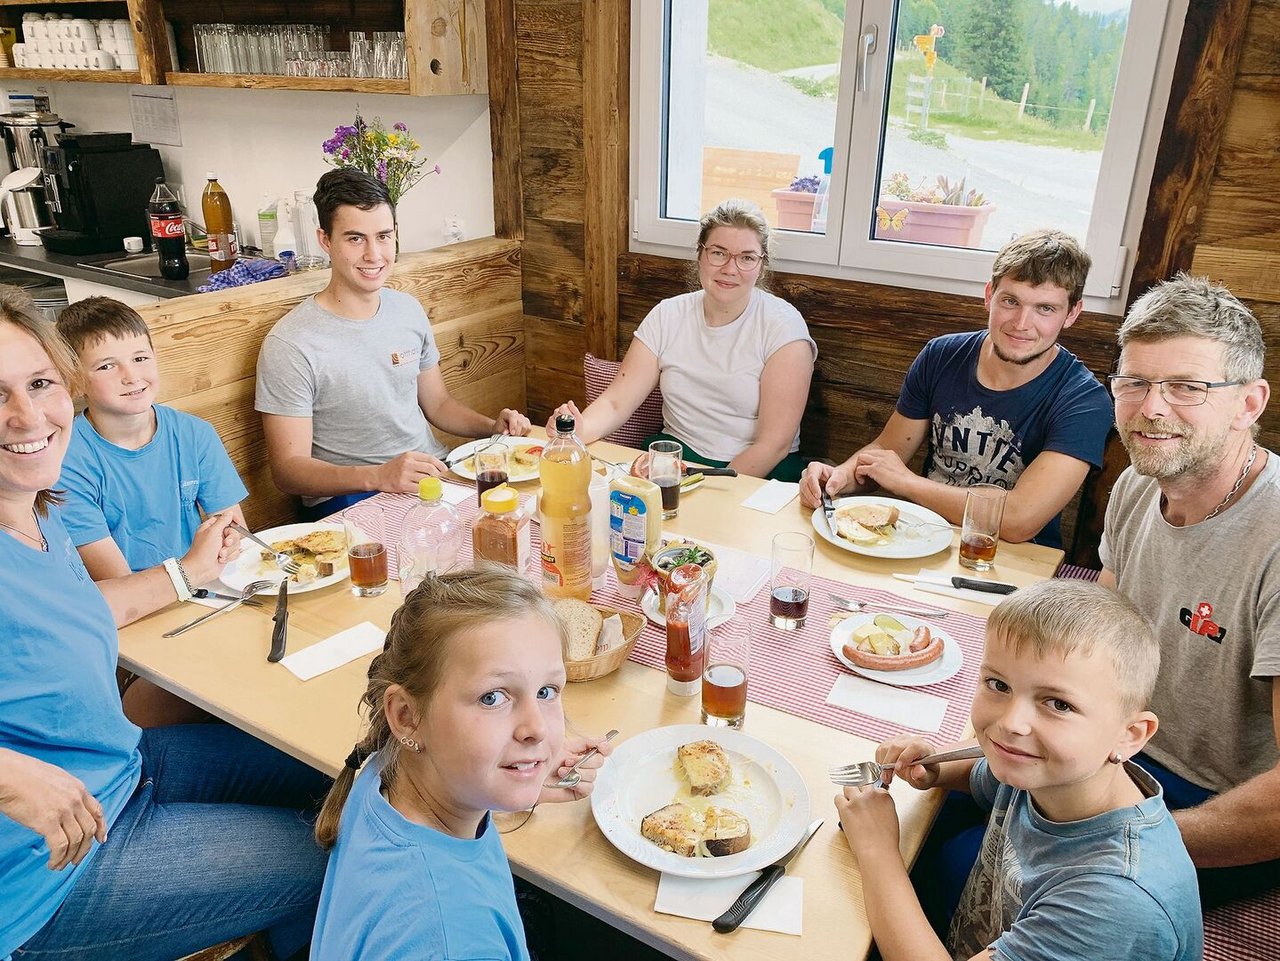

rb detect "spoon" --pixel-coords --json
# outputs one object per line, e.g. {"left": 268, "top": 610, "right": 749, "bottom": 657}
{"left": 548, "top": 729, "right": 620, "bottom": 789}
{"left": 163, "top": 579, "right": 277, "bottom": 637}
{"left": 827, "top": 593, "right": 950, "bottom": 618}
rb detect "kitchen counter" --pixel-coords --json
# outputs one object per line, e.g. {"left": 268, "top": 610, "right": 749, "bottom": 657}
{"left": 0, "top": 237, "right": 214, "bottom": 299}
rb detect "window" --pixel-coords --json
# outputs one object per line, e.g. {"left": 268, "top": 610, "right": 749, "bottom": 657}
{"left": 631, "top": 0, "right": 1187, "bottom": 313}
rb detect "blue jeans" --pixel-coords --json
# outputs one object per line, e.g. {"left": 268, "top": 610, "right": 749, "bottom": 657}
{"left": 299, "top": 491, "right": 375, "bottom": 523}
{"left": 18, "top": 725, "right": 331, "bottom": 961}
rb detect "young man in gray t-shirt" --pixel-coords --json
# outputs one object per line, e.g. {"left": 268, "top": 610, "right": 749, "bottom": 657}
{"left": 1099, "top": 274, "right": 1279, "bottom": 908}
{"left": 255, "top": 170, "right": 529, "bottom": 513}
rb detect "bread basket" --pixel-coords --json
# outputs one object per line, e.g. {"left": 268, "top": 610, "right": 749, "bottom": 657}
{"left": 564, "top": 605, "right": 647, "bottom": 682}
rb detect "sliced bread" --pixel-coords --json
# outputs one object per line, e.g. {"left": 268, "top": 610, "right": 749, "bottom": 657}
{"left": 554, "top": 598, "right": 603, "bottom": 660}
{"left": 702, "top": 805, "right": 752, "bottom": 857}
{"left": 677, "top": 739, "right": 731, "bottom": 796}
{"left": 640, "top": 802, "right": 704, "bottom": 858}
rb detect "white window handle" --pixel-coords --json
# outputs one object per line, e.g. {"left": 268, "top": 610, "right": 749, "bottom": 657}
{"left": 858, "top": 24, "right": 878, "bottom": 93}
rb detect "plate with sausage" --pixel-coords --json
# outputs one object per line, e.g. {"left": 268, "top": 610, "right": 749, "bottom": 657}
{"left": 829, "top": 612, "right": 962, "bottom": 687}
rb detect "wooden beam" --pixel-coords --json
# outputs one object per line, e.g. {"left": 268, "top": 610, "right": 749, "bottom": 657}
{"left": 127, "top": 0, "right": 172, "bottom": 85}
{"left": 581, "top": 0, "right": 628, "bottom": 359}
{"left": 487, "top": 0, "right": 524, "bottom": 239}
{"left": 1128, "top": 0, "right": 1254, "bottom": 300}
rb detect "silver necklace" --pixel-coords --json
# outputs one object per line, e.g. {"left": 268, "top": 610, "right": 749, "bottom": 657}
{"left": 1204, "top": 443, "right": 1258, "bottom": 521}
{"left": 0, "top": 508, "right": 47, "bottom": 551}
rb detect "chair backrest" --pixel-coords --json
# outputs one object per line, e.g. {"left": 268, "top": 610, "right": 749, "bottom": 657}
{"left": 583, "top": 353, "right": 664, "bottom": 449}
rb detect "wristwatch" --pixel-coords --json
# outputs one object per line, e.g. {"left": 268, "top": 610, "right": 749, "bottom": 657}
{"left": 162, "top": 557, "right": 194, "bottom": 602}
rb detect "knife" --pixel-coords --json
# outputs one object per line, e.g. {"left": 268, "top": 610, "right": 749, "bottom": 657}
{"left": 820, "top": 489, "right": 837, "bottom": 537}
{"left": 894, "top": 572, "right": 1018, "bottom": 595}
{"left": 712, "top": 817, "right": 824, "bottom": 933}
{"left": 268, "top": 580, "right": 289, "bottom": 663}
{"left": 690, "top": 467, "right": 737, "bottom": 477}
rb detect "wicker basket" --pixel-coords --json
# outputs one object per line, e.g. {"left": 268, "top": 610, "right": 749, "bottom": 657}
{"left": 564, "top": 605, "right": 647, "bottom": 682}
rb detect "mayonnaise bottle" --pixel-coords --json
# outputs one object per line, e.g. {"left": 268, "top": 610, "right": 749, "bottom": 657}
{"left": 608, "top": 473, "right": 662, "bottom": 598}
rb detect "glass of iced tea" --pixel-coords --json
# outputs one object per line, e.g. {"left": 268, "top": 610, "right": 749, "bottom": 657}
{"left": 344, "top": 501, "right": 389, "bottom": 597}
{"left": 649, "top": 440, "right": 683, "bottom": 520}
{"left": 959, "top": 484, "right": 1007, "bottom": 572}
{"left": 769, "top": 531, "right": 814, "bottom": 630}
{"left": 475, "top": 442, "right": 509, "bottom": 506}
{"left": 702, "top": 617, "right": 751, "bottom": 729}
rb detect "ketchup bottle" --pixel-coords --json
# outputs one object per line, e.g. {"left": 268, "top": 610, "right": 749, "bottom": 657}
{"left": 665, "top": 562, "right": 708, "bottom": 696}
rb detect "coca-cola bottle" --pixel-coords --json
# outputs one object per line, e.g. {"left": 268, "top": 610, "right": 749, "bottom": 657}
{"left": 148, "top": 178, "right": 189, "bottom": 281}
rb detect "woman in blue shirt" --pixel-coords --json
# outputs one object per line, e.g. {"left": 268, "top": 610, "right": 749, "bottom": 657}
{"left": 0, "top": 288, "right": 329, "bottom": 961}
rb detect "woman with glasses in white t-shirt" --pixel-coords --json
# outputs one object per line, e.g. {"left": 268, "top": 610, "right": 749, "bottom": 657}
{"left": 552, "top": 198, "right": 817, "bottom": 481}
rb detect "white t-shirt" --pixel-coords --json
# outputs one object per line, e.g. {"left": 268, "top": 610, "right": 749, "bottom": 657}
{"left": 633, "top": 288, "right": 816, "bottom": 462}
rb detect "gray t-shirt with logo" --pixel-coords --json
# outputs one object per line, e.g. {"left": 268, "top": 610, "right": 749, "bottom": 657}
{"left": 1099, "top": 451, "right": 1280, "bottom": 793}
{"left": 255, "top": 290, "right": 448, "bottom": 480}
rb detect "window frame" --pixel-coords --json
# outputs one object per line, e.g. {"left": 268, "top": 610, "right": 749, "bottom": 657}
{"left": 630, "top": 0, "right": 1190, "bottom": 315}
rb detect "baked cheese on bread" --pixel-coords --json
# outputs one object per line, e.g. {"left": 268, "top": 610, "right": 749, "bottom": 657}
{"left": 640, "top": 803, "right": 704, "bottom": 858}
{"left": 677, "top": 740, "right": 731, "bottom": 796}
{"left": 702, "top": 805, "right": 752, "bottom": 856}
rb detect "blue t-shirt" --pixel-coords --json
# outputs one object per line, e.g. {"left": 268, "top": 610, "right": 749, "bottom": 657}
{"left": 311, "top": 755, "right": 530, "bottom": 961}
{"left": 0, "top": 509, "right": 143, "bottom": 958}
{"left": 57, "top": 405, "right": 248, "bottom": 571}
{"left": 948, "top": 759, "right": 1202, "bottom": 961}
{"left": 896, "top": 331, "right": 1111, "bottom": 548}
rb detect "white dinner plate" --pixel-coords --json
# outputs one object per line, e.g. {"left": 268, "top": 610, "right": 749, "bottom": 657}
{"left": 640, "top": 585, "right": 736, "bottom": 628}
{"left": 590, "top": 724, "right": 811, "bottom": 879}
{"left": 829, "top": 612, "right": 963, "bottom": 687}
{"left": 811, "top": 495, "right": 954, "bottom": 559}
{"left": 220, "top": 522, "right": 350, "bottom": 594}
{"left": 447, "top": 437, "right": 543, "bottom": 482}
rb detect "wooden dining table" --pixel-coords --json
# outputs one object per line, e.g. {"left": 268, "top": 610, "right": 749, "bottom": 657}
{"left": 117, "top": 437, "right": 1063, "bottom": 961}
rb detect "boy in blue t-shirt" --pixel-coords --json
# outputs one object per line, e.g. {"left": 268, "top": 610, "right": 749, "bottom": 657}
{"left": 837, "top": 580, "right": 1202, "bottom": 961}
{"left": 56, "top": 298, "right": 244, "bottom": 724}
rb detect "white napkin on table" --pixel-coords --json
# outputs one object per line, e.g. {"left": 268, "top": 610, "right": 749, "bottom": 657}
{"left": 439, "top": 481, "right": 474, "bottom": 506}
{"left": 740, "top": 479, "right": 800, "bottom": 515}
{"left": 654, "top": 872, "right": 804, "bottom": 936}
{"left": 280, "top": 621, "right": 385, "bottom": 681}
{"left": 826, "top": 674, "right": 949, "bottom": 732}
{"left": 902, "top": 569, "right": 1008, "bottom": 607}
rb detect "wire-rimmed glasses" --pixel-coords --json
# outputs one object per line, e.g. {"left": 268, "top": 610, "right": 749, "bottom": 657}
{"left": 701, "top": 245, "right": 763, "bottom": 271}
{"left": 1107, "top": 375, "right": 1246, "bottom": 407}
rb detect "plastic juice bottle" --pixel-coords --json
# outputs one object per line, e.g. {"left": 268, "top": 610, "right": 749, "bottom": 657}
{"left": 398, "top": 477, "right": 464, "bottom": 595}
{"left": 609, "top": 473, "right": 662, "bottom": 598}
{"left": 665, "top": 562, "right": 708, "bottom": 696}
{"left": 202, "top": 173, "right": 238, "bottom": 273}
{"left": 257, "top": 194, "right": 278, "bottom": 259}
{"left": 538, "top": 415, "right": 593, "bottom": 600}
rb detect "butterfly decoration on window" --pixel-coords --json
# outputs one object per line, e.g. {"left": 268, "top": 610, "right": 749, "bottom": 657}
{"left": 876, "top": 206, "right": 909, "bottom": 232}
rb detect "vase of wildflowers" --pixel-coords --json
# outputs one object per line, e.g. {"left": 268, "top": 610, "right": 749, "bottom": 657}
{"left": 322, "top": 112, "right": 440, "bottom": 254}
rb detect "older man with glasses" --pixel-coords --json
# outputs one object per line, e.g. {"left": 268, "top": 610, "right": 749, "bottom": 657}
{"left": 1099, "top": 272, "right": 1279, "bottom": 908}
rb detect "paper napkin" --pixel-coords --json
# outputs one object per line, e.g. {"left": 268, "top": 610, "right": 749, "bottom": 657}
{"left": 439, "top": 481, "right": 474, "bottom": 506}
{"left": 280, "top": 621, "right": 385, "bottom": 681}
{"left": 654, "top": 872, "right": 804, "bottom": 936}
{"left": 826, "top": 674, "right": 949, "bottom": 732}
{"left": 903, "top": 569, "right": 1007, "bottom": 607}
{"left": 740, "top": 479, "right": 800, "bottom": 515}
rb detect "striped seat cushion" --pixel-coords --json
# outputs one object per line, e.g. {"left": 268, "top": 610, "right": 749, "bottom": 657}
{"left": 1054, "top": 563, "right": 1102, "bottom": 582}
{"left": 583, "top": 353, "right": 664, "bottom": 449}
{"left": 1205, "top": 888, "right": 1280, "bottom": 960}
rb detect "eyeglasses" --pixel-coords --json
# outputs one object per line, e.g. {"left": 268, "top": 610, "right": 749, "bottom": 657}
{"left": 701, "top": 246, "right": 763, "bottom": 270}
{"left": 1107, "top": 375, "right": 1246, "bottom": 407}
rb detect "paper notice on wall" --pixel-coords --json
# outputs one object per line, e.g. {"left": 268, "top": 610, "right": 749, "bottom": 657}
{"left": 130, "top": 85, "right": 181, "bottom": 146}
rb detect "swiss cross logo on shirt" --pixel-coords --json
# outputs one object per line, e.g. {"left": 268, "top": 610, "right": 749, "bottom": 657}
{"left": 1179, "top": 600, "right": 1227, "bottom": 644}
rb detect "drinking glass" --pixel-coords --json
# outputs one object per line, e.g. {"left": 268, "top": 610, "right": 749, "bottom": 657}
{"left": 959, "top": 484, "right": 1007, "bottom": 572}
{"left": 702, "top": 617, "right": 751, "bottom": 729}
{"left": 769, "top": 531, "right": 814, "bottom": 630}
{"left": 475, "top": 443, "right": 509, "bottom": 505}
{"left": 344, "top": 502, "right": 388, "bottom": 597}
{"left": 649, "top": 440, "right": 682, "bottom": 520}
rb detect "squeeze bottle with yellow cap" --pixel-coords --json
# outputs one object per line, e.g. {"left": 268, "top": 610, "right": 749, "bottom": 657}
{"left": 473, "top": 484, "right": 530, "bottom": 570}
{"left": 398, "top": 476, "right": 463, "bottom": 595}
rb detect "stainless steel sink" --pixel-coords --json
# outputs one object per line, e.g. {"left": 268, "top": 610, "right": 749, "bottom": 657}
{"left": 79, "top": 250, "right": 212, "bottom": 281}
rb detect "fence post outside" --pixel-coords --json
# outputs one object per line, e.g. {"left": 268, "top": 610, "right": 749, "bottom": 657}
{"left": 978, "top": 76, "right": 987, "bottom": 114}
{"left": 1082, "top": 97, "right": 1096, "bottom": 132}
{"left": 1017, "top": 82, "right": 1030, "bottom": 121}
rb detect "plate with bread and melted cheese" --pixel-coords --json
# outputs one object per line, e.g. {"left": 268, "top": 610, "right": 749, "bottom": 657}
{"left": 219, "top": 522, "right": 350, "bottom": 594}
{"left": 590, "top": 725, "right": 810, "bottom": 879}
{"left": 811, "top": 495, "right": 954, "bottom": 559}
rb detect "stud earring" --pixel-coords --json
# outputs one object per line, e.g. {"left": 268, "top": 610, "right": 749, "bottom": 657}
{"left": 1110, "top": 752, "right": 1124, "bottom": 764}
{"left": 399, "top": 734, "right": 421, "bottom": 753}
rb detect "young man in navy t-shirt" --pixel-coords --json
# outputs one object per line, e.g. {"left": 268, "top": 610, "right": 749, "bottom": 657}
{"left": 800, "top": 229, "right": 1111, "bottom": 548}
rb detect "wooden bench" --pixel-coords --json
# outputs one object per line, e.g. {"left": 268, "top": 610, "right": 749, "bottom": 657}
{"left": 137, "top": 238, "right": 524, "bottom": 530}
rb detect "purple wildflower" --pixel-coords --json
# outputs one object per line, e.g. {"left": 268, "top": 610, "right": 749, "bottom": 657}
{"left": 393, "top": 121, "right": 408, "bottom": 132}
{"left": 377, "top": 159, "right": 388, "bottom": 182}
{"left": 432, "top": 164, "right": 441, "bottom": 175}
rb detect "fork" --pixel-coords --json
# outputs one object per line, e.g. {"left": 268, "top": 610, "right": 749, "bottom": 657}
{"left": 827, "top": 593, "right": 949, "bottom": 618}
{"left": 829, "top": 744, "right": 984, "bottom": 787}
{"left": 547, "top": 729, "right": 619, "bottom": 788}
{"left": 230, "top": 522, "right": 301, "bottom": 576}
{"left": 163, "top": 579, "right": 277, "bottom": 638}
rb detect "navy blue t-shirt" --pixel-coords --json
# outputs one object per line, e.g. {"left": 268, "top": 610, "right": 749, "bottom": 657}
{"left": 896, "top": 331, "right": 1111, "bottom": 548}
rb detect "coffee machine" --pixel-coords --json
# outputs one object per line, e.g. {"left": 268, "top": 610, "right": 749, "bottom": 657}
{"left": 39, "top": 132, "right": 164, "bottom": 255}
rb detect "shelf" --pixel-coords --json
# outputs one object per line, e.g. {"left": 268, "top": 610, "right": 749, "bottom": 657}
{"left": 0, "top": 0, "right": 124, "bottom": 5}
{"left": 0, "top": 67, "right": 141, "bottom": 82}
{"left": 165, "top": 71, "right": 410, "bottom": 94}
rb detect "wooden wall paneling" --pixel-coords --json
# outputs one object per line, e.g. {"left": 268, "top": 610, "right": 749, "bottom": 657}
{"left": 405, "top": 0, "right": 487, "bottom": 95}
{"left": 127, "top": 0, "right": 172, "bottom": 84}
{"left": 1196, "top": 77, "right": 1280, "bottom": 249}
{"left": 524, "top": 314, "right": 587, "bottom": 412}
{"left": 487, "top": 0, "right": 524, "bottom": 239}
{"left": 1237, "top": 0, "right": 1279, "bottom": 77}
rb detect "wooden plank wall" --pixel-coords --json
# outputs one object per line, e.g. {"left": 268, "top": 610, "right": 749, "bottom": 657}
{"left": 510, "top": 1, "right": 1278, "bottom": 563}
{"left": 139, "top": 237, "right": 523, "bottom": 530}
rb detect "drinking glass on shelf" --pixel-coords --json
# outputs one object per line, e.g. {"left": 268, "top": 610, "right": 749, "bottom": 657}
{"left": 344, "top": 502, "right": 389, "bottom": 597}
{"left": 648, "top": 440, "right": 682, "bottom": 520}
{"left": 701, "top": 617, "right": 751, "bottom": 729}
{"left": 959, "top": 484, "right": 1007, "bottom": 572}
{"left": 769, "top": 531, "right": 814, "bottom": 630}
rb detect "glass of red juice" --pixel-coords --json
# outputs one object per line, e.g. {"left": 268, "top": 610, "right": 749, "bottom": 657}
{"left": 344, "top": 501, "right": 389, "bottom": 597}
{"left": 769, "top": 531, "right": 814, "bottom": 630}
{"left": 702, "top": 617, "right": 751, "bottom": 729}
{"left": 475, "top": 442, "right": 510, "bottom": 506}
